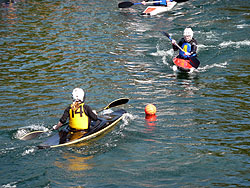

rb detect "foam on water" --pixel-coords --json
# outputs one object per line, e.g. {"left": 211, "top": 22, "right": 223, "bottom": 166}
{"left": 1, "top": 182, "right": 17, "bottom": 188}
{"left": 198, "top": 61, "right": 228, "bottom": 72}
{"left": 121, "top": 113, "right": 137, "bottom": 128}
{"left": 21, "top": 147, "right": 35, "bottom": 156}
{"left": 219, "top": 40, "right": 250, "bottom": 48}
{"left": 14, "top": 124, "right": 49, "bottom": 140}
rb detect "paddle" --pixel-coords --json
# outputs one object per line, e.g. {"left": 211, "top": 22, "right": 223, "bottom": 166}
{"left": 118, "top": 0, "right": 188, "bottom": 8}
{"left": 20, "top": 98, "right": 129, "bottom": 140}
{"left": 161, "top": 31, "right": 200, "bottom": 69}
{"left": 97, "top": 98, "right": 129, "bottom": 112}
{"left": 118, "top": 1, "right": 161, "bottom": 8}
{"left": 174, "top": 0, "right": 189, "bottom": 2}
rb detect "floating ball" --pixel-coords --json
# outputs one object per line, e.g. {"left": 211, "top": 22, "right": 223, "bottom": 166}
{"left": 145, "top": 104, "right": 156, "bottom": 115}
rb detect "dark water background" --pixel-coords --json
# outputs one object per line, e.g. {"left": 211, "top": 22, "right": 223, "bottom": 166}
{"left": 0, "top": 0, "right": 249, "bottom": 187}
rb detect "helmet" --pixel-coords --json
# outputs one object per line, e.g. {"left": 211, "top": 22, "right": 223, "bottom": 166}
{"left": 72, "top": 88, "right": 85, "bottom": 102}
{"left": 183, "top": 28, "right": 193, "bottom": 38}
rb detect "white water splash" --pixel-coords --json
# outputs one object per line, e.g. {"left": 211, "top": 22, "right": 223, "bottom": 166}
{"left": 236, "top": 24, "right": 249, "bottom": 29}
{"left": 0, "top": 147, "right": 16, "bottom": 155}
{"left": 101, "top": 109, "right": 113, "bottom": 115}
{"left": 14, "top": 124, "right": 49, "bottom": 140}
{"left": 121, "top": 113, "right": 137, "bottom": 129}
{"left": 198, "top": 61, "right": 228, "bottom": 72}
{"left": 219, "top": 40, "right": 250, "bottom": 48}
{"left": 21, "top": 148, "right": 35, "bottom": 156}
{"left": 151, "top": 44, "right": 174, "bottom": 57}
{"left": 172, "top": 65, "right": 178, "bottom": 72}
{"left": 15, "top": 129, "right": 29, "bottom": 139}
{"left": 134, "top": 79, "right": 153, "bottom": 84}
{"left": 1, "top": 182, "right": 17, "bottom": 188}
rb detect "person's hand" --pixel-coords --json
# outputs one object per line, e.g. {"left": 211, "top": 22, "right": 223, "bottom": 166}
{"left": 171, "top": 39, "right": 176, "bottom": 45}
{"left": 92, "top": 110, "right": 97, "bottom": 115}
{"left": 141, "top": 1, "right": 147, "bottom": 5}
{"left": 53, "top": 124, "right": 58, "bottom": 130}
{"left": 184, "top": 52, "right": 191, "bottom": 56}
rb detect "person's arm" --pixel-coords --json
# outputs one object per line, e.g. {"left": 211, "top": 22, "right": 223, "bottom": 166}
{"left": 84, "top": 105, "right": 98, "bottom": 121}
{"left": 172, "top": 38, "right": 184, "bottom": 51}
{"left": 190, "top": 39, "right": 198, "bottom": 56}
{"left": 53, "top": 106, "right": 70, "bottom": 130}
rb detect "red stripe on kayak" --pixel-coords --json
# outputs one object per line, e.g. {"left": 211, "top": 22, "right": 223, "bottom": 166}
{"left": 144, "top": 7, "right": 156, "bottom": 13}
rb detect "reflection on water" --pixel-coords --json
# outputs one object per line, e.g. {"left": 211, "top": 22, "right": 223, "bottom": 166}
{"left": 145, "top": 114, "right": 157, "bottom": 132}
{"left": 55, "top": 152, "right": 94, "bottom": 172}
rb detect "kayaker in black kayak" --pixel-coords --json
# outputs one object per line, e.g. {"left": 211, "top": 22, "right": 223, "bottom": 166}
{"left": 171, "top": 28, "right": 198, "bottom": 59}
{"left": 53, "top": 88, "right": 98, "bottom": 132}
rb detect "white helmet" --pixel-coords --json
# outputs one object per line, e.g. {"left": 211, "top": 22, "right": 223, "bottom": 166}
{"left": 183, "top": 28, "right": 193, "bottom": 38}
{"left": 72, "top": 88, "right": 85, "bottom": 102}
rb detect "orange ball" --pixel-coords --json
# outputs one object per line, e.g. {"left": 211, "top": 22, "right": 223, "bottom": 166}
{"left": 145, "top": 104, "right": 156, "bottom": 115}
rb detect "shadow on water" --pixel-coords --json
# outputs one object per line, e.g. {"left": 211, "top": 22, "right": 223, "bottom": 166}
{"left": 175, "top": 70, "right": 200, "bottom": 81}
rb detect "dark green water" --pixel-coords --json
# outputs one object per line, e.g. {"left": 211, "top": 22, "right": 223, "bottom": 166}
{"left": 0, "top": 0, "right": 249, "bottom": 187}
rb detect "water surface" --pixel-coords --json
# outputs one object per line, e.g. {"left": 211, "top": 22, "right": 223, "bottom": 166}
{"left": 0, "top": 0, "right": 249, "bottom": 187}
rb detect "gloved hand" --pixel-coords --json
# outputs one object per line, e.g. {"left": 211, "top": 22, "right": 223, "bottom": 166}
{"left": 184, "top": 52, "right": 191, "bottom": 56}
{"left": 92, "top": 110, "right": 97, "bottom": 115}
{"left": 53, "top": 124, "right": 58, "bottom": 130}
{"left": 171, "top": 39, "right": 176, "bottom": 45}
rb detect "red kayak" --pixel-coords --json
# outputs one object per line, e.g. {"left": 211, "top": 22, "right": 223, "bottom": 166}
{"left": 173, "top": 57, "right": 193, "bottom": 72}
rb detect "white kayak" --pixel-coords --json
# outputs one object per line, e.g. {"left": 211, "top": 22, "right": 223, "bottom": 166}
{"left": 141, "top": 1, "right": 177, "bottom": 15}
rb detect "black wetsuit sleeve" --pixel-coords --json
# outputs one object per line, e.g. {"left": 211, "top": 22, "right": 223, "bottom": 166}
{"left": 83, "top": 105, "right": 98, "bottom": 121}
{"left": 59, "top": 106, "right": 70, "bottom": 124}
{"left": 190, "top": 38, "right": 198, "bottom": 55}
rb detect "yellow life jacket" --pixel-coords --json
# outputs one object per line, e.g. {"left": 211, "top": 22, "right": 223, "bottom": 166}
{"left": 69, "top": 103, "right": 89, "bottom": 130}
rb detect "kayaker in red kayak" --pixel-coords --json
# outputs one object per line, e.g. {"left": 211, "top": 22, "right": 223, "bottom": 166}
{"left": 171, "top": 28, "right": 198, "bottom": 59}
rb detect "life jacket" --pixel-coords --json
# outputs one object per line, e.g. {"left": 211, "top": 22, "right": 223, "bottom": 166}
{"left": 69, "top": 103, "right": 89, "bottom": 130}
{"left": 153, "top": 0, "right": 167, "bottom": 6}
{"left": 179, "top": 42, "right": 192, "bottom": 59}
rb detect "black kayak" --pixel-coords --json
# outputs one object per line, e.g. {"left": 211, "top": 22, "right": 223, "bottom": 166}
{"left": 38, "top": 109, "right": 126, "bottom": 149}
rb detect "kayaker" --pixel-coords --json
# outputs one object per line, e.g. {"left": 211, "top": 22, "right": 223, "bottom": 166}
{"left": 53, "top": 88, "right": 98, "bottom": 132}
{"left": 171, "top": 28, "right": 198, "bottom": 59}
{"left": 141, "top": 0, "right": 173, "bottom": 6}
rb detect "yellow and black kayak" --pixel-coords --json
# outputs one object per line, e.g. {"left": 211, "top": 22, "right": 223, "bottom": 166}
{"left": 38, "top": 109, "right": 126, "bottom": 149}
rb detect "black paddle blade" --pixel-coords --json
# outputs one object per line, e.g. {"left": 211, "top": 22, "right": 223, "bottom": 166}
{"left": 175, "top": 0, "right": 189, "bottom": 3}
{"left": 97, "top": 98, "right": 129, "bottom": 113}
{"left": 20, "top": 131, "right": 46, "bottom": 140}
{"left": 118, "top": 1, "right": 134, "bottom": 8}
{"left": 105, "top": 98, "right": 129, "bottom": 110}
{"left": 161, "top": 31, "right": 171, "bottom": 39}
{"left": 188, "top": 56, "right": 200, "bottom": 69}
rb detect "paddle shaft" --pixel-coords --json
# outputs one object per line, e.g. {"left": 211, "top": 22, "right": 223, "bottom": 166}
{"left": 138, "top": 1, "right": 162, "bottom": 4}
{"left": 118, "top": 1, "right": 162, "bottom": 8}
{"left": 163, "top": 32, "right": 186, "bottom": 53}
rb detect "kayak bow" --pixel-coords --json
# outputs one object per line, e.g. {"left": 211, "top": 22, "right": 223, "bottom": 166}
{"left": 141, "top": 1, "right": 177, "bottom": 16}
